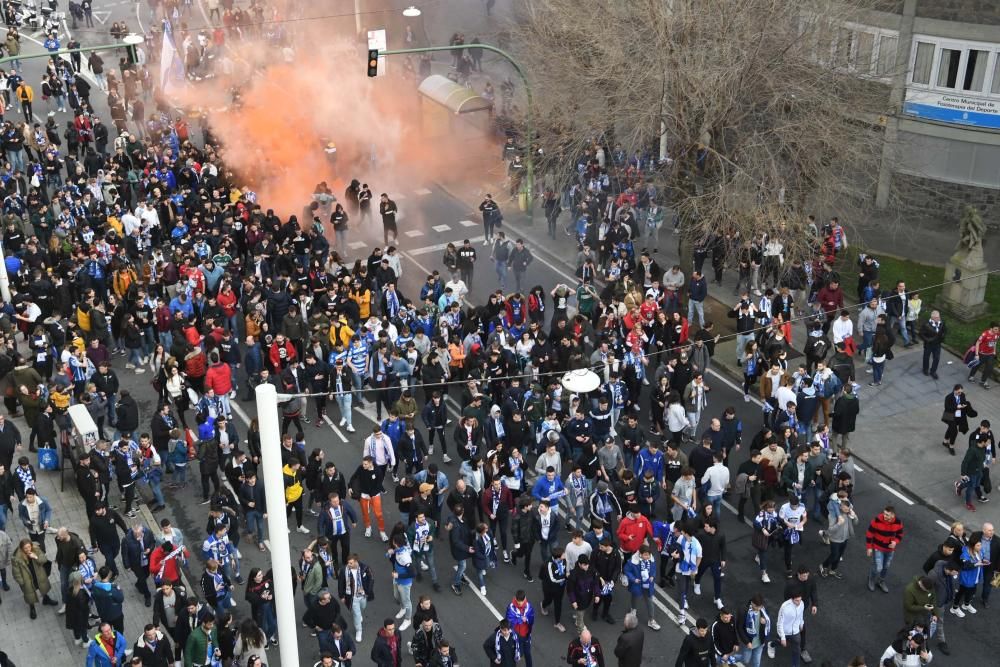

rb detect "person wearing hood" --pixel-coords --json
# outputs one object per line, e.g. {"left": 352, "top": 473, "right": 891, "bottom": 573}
{"left": 879, "top": 628, "right": 933, "bottom": 667}
{"left": 925, "top": 559, "right": 960, "bottom": 656}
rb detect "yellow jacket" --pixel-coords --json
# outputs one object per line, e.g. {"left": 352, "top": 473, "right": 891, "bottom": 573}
{"left": 16, "top": 84, "right": 33, "bottom": 103}
{"left": 350, "top": 289, "right": 372, "bottom": 320}
{"left": 76, "top": 305, "right": 91, "bottom": 333}
{"left": 329, "top": 320, "right": 354, "bottom": 348}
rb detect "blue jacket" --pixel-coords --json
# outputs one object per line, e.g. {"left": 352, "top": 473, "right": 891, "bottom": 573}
{"left": 688, "top": 276, "right": 708, "bottom": 302}
{"left": 244, "top": 343, "right": 263, "bottom": 375}
{"left": 86, "top": 630, "right": 128, "bottom": 667}
{"left": 624, "top": 553, "right": 657, "bottom": 596}
{"left": 18, "top": 496, "right": 52, "bottom": 530}
{"left": 91, "top": 580, "right": 125, "bottom": 621}
{"left": 633, "top": 448, "right": 665, "bottom": 483}
{"left": 389, "top": 545, "right": 416, "bottom": 585}
{"left": 959, "top": 546, "right": 984, "bottom": 588}
{"left": 381, "top": 418, "right": 405, "bottom": 449}
{"left": 531, "top": 475, "right": 567, "bottom": 503}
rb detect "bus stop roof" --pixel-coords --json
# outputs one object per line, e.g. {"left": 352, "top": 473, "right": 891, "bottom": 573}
{"left": 417, "top": 75, "right": 493, "bottom": 114}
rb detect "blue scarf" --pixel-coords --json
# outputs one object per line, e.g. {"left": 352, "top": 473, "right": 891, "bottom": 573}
{"left": 744, "top": 605, "right": 771, "bottom": 640}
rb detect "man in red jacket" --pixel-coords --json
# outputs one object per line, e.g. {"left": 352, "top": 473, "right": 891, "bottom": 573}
{"left": 817, "top": 279, "right": 845, "bottom": 334}
{"left": 617, "top": 504, "right": 653, "bottom": 561}
{"left": 865, "top": 504, "right": 904, "bottom": 593}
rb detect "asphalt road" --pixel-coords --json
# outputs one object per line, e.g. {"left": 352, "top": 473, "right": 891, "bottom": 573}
{"left": 93, "top": 182, "right": 1000, "bottom": 667}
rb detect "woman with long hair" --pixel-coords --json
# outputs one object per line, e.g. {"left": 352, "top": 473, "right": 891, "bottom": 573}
{"left": 233, "top": 616, "right": 269, "bottom": 664}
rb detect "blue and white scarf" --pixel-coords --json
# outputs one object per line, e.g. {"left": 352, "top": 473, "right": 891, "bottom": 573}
{"left": 744, "top": 605, "right": 771, "bottom": 641}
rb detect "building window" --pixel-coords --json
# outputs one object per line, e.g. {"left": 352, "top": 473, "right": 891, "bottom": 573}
{"left": 876, "top": 35, "right": 897, "bottom": 76}
{"left": 937, "top": 48, "right": 961, "bottom": 88}
{"left": 911, "top": 41, "right": 934, "bottom": 84}
{"left": 964, "top": 50, "right": 989, "bottom": 91}
{"left": 992, "top": 57, "right": 1000, "bottom": 94}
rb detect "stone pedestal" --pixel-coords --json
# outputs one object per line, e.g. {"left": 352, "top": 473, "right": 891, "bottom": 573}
{"left": 941, "top": 246, "right": 989, "bottom": 321}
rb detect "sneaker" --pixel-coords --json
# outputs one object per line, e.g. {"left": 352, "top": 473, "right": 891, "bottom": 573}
{"left": 480, "top": 586, "right": 487, "bottom": 596}
{"left": 801, "top": 649, "right": 813, "bottom": 664}
{"left": 714, "top": 598, "right": 723, "bottom": 610}
{"left": 818, "top": 565, "right": 828, "bottom": 578}
{"left": 503, "top": 550, "right": 510, "bottom": 563}
{"left": 398, "top": 619, "right": 410, "bottom": 632}
{"left": 761, "top": 572, "right": 770, "bottom": 583}
{"left": 767, "top": 644, "right": 776, "bottom": 659}
{"left": 955, "top": 480, "right": 963, "bottom": 497}
{"left": 297, "top": 525, "right": 310, "bottom": 534}
{"left": 308, "top": 508, "right": 319, "bottom": 516}
{"left": 392, "top": 474, "right": 400, "bottom": 484}
{"left": 135, "top": 368, "right": 145, "bottom": 374}
{"left": 867, "top": 576, "right": 876, "bottom": 592}
{"left": 355, "top": 630, "right": 363, "bottom": 643}
{"left": 57, "top": 604, "right": 66, "bottom": 614}
{"left": 229, "top": 390, "right": 236, "bottom": 399}
{"left": 743, "top": 394, "right": 750, "bottom": 402}
{"left": 523, "top": 572, "right": 535, "bottom": 583}
{"left": 427, "top": 447, "right": 434, "bottom": 455}
{"left": 819, "top": 530, "right": 830, "bottom": 545}
{"left": 693, "top": 583, "right": 702, "bottom": 596}
{"left": 442, "top": 454, "right": 452, "bottom": 463}
{"left": 395, "top": 608, "right": 406, "bottom": 619}
{"left": 554, "top": 622, "right": 566, "bottom": 632}
{"left": 830, "top": 569, "right": 843, "bottom": 579}
{"left": 125, "top": 363, "right": 135, "bottom": 369}
{"left": 346, "top": 425, "right": 356, "bottom": 433}
{"left": 339, "top": 418, "right": 346, "bottom": 426}
{"left": 950, "top": 606, "right": 966, "bottom": 618}
{"left": 365, "top": 527, "right": 372, "bottom": 537}
{"left": 647, "top": 620, "right": 661, "bottom": 630}
{"left": 962, "top": 603, "right": 977, "bottom": 614}
{"left": 877, "top": 580, "right": 889, "bottom": 594}
{"left": 451, "top": 584, "right": 462, "bottom": 596}
{"left": 302, "top": 417, "right": 311, "bottom": 424}
{"left": 966, "top": 502, "right": 977, "bottom": 512}
{"left": 380, "top": 531, "right": 389, "bottom": 542}
{"left": 978, "top": 496, "right": 990, "bottom": 503}
{"left": 420, "top": 561, "right": 429, "bottom": 571}
{"left": 984, "top": 382, "right": 992, "bottom": 390}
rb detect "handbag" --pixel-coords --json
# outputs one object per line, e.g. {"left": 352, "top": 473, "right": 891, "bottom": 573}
{"left": 751, "top": 530, "right": 769, "bottom": 551}
{"left": 991, "top": 570, "right": 1000, "bottom": 589}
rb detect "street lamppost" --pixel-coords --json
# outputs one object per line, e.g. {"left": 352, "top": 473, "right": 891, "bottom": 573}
{"left": 255, "top": 383, "right": 299, "bottom": 667}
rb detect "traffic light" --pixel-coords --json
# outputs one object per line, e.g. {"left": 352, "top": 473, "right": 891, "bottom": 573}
{"left": 367, "top": 49, "right": 379, "bottom": 77}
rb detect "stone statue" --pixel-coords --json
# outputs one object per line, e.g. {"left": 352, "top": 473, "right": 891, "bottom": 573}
{"left": 958, "top": 205, "right": 986, "bottom": 252}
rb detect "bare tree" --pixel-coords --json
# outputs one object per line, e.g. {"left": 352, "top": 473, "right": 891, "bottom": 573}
{"left": 510, "top": 0, "right": 894, "bottom": 264}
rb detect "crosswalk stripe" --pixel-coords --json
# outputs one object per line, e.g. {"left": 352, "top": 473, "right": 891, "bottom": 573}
{"left": 348, "top": 241, "right": 368, "bottom": 249}
{"left": 432, "top": 224, "right": 452, "bottom": 232}
{"left": 409, "top": 237, "right": 485, "bottom": 256}
{"left": 404, "top": 230, "right": 424, "bottom": 237}
{"left": 459, "top": 220, "right": 477, "bottom": 227}
{"left": 413, "top": 187, "right": 433, "bottom": 196}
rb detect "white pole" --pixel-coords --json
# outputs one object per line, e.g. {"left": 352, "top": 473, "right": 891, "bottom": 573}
{"left": 255, "top": 383, "right": 300, "bottom": 667}
{"left": 0, "top": 239, "right": 10, "bottom": 303}
{"left": 354, "top": 0, "right": 362, "bottom": 35}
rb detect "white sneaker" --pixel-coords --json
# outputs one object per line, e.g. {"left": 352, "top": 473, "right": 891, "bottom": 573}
{"left": 420, "top": 561, "right": 429, "bottom": 570}
{"left": 962, "top": 603, "right": 977, "bottom": 614}
{"left": 647, "top": 620, "right": 661, "bottom": 630}
{"left": 443, "top": 454, "right": 452, "bottom": 463}
{"left": 125, "top": 363, "right": 135, "bottom": 369}
{"left": 229, "top": 390, "right": 236, "bottom": 399}
{"left": 365, "top": 527, "right": 373, "bottom": 538}
{"left": 135, "top": 368, "right": 146, "bottom": 374}
{"left": 57, "top": 604, "right": 66, "bottom": 614}
{"left": 761, "top": 572, "right": 771, "bottom": 583}
{"left": 427, "top": 447, "right": 434, "bottom": 455}
{"left": 297, "top": 525, "right": 310, "bottom": 534}
{"left": 694, "top": 583, "right": 702, "bottom": 595}
{"left": 380, "top": 531, "right": 389, "bottom": 542}
{"left": 346, "top": 425, "right": 356, "bottom": 432}
{"left": 339, "top": 418, "right": 346, "bottom": 426}
{"left": 767, "top": 643, "right": 776, "bottom": 659}
{"left": 398, "top": 619, "right": 411, "bottom": 632}
{"left": 480, "top": 586, "right": 487, "bottom": 596}
{"left": 950, "top": 606, "right": 966, "bottom": 618}
{"left": 355, "top": 630, "right": 363, "bottom": 643}
{"left": 395, "top": 608, "right": 406, "bottom": 619}
{"left": 715, "top": 598, "right": 724, "bottom": 610}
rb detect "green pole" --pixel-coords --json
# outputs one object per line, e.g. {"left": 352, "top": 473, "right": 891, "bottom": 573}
{"left": 0, "top": 42, "right": 135, "bottom": 68}
{"left": 379, "top": 44, "right": 535, "bottom": 224}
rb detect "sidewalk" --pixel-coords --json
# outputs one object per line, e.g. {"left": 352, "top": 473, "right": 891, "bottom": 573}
{"left": 0, "top": 411, "right": 161, "bottom": 665}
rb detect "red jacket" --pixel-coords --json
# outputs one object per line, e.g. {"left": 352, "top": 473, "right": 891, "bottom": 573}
{"left": 148, "top": 544, "right": 189, "bottom": 584}
{"left": 865, "top": 512, "right": 904, "bottom": 553}
{"left": 217, "top": 289, "right": 238, "bottom": 317}
{"left": 817, "top": 285, "right": 844, "bottom": 316}
{"left": 269, "top": 340, "right": 297, "bottom": 372}
{"left": 616, "top": 513, "right": 653, "bottom": 553}
{"left": 481, "top": 485, "right": 514, "bottom": 517}
{"left": 204, "top": 361, "right": 233, "bottom": 395}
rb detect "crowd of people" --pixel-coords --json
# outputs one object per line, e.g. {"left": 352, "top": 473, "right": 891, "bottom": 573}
{"left": 0, "top": 4, "right": 995, "bottom": 667}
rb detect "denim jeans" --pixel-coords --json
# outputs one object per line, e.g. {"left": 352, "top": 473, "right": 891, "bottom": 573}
{"left": 393, "top": 580, "right": 412, "bottom": 620}
{"left": 259, "top": 601, "right": 278, "bottom": 638}
{"left": 144, "top": 478, "right": 165, "bottom": 506}
{"left": 127, "top": 347, "right": 143, "bottom": 367}
{"left": 0, "top": 505, "right": 7, "bottom": 531}
{"left": 336, "top": 394, "right": 353, "bottom": 428}
{"left": 413, "top": 549, "right": 438, "bottom": 583}
{"left": 350, "top": 595, "right": 367, "bottom": 632}
{"left": 158, "top": 330, "right": 173, "bottom": 350}
{"left": 246, "top": 510, "right": 267, "bottom": 541}
{"left": 453, "top": 558, "right": 467, "bottom": 588}
{"left": 870, "top": 550, "right": 894, "bottom": 580}
{"left": 871, "top": 361, "right": 885, "bottom": 383}
{"left": 959, "top": 473, "right": 983, "bottom": 504}
{"left": 173, "top": 464, "right": 188, "bottom": 485}
{"left": 688, "top": 300, "right": 705, "bottom": 328}
{"left": 707, "top": 494, "right": 723, "bottom": 517}
{"left": 741, "top": 644, "right": 765, "bottom": 667}
{"left": 495, "top": 261, "right": 508, "bottom": 290}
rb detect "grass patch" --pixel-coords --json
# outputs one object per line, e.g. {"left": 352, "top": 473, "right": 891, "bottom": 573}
{"left": 834, "top": 251, "right": 1000, "bottom": 352}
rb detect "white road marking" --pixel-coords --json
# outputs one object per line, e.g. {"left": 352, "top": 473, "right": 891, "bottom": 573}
{"left": 413, "top": 187, "right": 433, "bottom": 196}
{"left": 404, "top": 229, "right": 424, "bottom": 237}
{"left": 459, "top": 219, "right": 478, "bottom": 227}
{"left": 348, "top": 241, "right": 368, "bottom": 249}
{"left": 461, "top": 577, "right": 504, "bottom": 620}
{"left": 936, "top": 520, "right": 952, "bottom": 531}
{"left": 321, "top": 414, "right": 349, "bottom": 443}
{"left": 408, "top": 237, "right": 484, "bottom": 256}
{"left": 394, "top": 193, "right": 407, "bottom": 200}
{"left": 432, "top": 224, "right": 452, "bottom": 232}
{"left": 854, "top": 464, "right": 864, "bottom": 473}
{"left": 878, "top": 482, "right": 915, "bottom": 506}
{"left": 93, "top": 10, "right": 111, "bottom": 24}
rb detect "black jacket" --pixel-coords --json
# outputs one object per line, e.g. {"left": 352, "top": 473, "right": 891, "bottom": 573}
{"left": 675, "top": 631, "right": 716, "bottom": 667}
{"left": 115, "top": 395, "right": 139, "bottom": 432}
{"left": 371, "top": 628, "right": 403, "bottom": 667}
{"left": 614, "top": 627, "right": 645, "bottom": 667}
